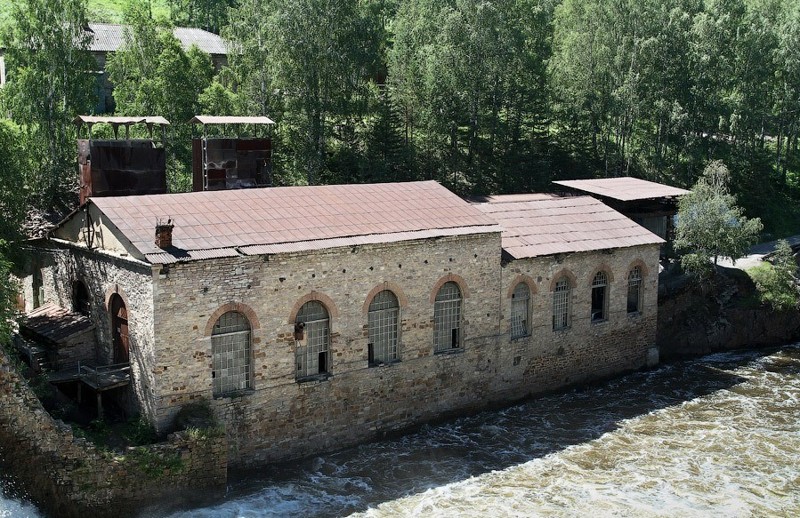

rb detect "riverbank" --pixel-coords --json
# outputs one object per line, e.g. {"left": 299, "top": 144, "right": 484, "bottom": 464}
{"left": 657, "top": 263, "right": 800, "bottom": 359}
{"left": 0, "top": 346, "right": 227, "bottom": 518}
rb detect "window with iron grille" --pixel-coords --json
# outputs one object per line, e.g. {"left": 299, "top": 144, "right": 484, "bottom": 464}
{"left": 368, "top": 290, "right": 399, "bottom": 365}
{"left": 211, "top": 311, "right": 251, "bottom": 396}
{"left": 434, "top": 282, "right": 462, "bottom": 352}
{"left": 296, "top": 301, "right": 330, "bottom": 379}
{"left": 552, "top": 278, "right": 571, "bottom": 331}
{"left": 591, "top": 271, "right": 609, "bottom": 322}
{"left": 627, "top": 266, "right": 642, "bottom": 314}
{"left": 510, "top": 282, "right": 531, "bottom": 339}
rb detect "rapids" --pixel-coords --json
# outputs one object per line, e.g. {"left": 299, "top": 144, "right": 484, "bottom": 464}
{"left": 3, "top": 344, "right": 799, "bottom": 517}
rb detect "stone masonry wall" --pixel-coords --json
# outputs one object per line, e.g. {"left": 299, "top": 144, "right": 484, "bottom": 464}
{"left": 26, "top": 242, "right": 158, "bottom": 422}
{"left": 150, "top": 231, "right": 660, "bottom": 467}
{"left": 498, "top": 246, "right": 660, "bottom": 398}
{"left": 0, "top": 346, "right": 226, "bottom": 518}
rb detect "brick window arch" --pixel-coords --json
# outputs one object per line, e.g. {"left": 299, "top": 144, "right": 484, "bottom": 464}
{"left": 434, "top": 282, "right": 462, "bottom": 352}
{"left": 211, "top": 311, "right": 252, "bottom": 396}
{"left": 295, "top": 300, "right": 331, "bottom": 379}
{"left": 367, "top": 290, "right": 400, "bottom": 365}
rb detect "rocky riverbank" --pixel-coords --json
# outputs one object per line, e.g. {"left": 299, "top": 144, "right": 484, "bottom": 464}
{"left": 657, "top": 265, "right": 800, "bottom": 360}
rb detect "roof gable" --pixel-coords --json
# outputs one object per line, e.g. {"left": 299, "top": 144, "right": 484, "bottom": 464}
{"left": 472, "top": 194, "right": 664, "bottom": 259}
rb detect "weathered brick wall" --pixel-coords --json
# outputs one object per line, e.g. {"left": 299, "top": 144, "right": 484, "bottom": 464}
{"left": 24, "top": 242, "right": 159, "bottom": 423}
{"left": 0, "top": 346, "right": 226, "bottom": 518}
{"left": 150, "top": 232, "right": 660, "bottom": 467}
{"left": 496, "top": 245, "right": 660, "bottom": 398}
{"left": 151, "top": 233, "right": 502, "bottom": 464}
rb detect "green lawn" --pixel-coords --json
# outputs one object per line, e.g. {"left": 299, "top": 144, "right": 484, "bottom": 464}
{"left": 0, "top": 1, "right": 171, "bottom": 25}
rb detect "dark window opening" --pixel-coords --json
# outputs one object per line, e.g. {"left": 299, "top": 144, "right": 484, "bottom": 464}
{"left": 591, "top": 271, "right": 608, "bottom": 323}
{"left": 73, "top": 280, "right": 91, "bottom": 316}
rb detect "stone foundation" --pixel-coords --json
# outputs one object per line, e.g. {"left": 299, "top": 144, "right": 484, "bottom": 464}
{"left": 0, "top": 346, "right": 227, "bottom": 518}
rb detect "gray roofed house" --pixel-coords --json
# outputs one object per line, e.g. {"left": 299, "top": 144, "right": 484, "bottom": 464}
{"left": 87, "top": 23, "right": 228, "bottom": 113}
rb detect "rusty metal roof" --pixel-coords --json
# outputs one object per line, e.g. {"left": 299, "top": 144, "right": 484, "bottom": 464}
{"left": 88, "top": 181, "right": 500, "bottom": 264}
{"left": 189, "top": 115, "right": 275, "bottom": 125}
{"left": 472, "top": 194, "right": 663, "bottom": 259}
{"left": 88, "top": 23, "right": 226, "bottom": 55}
{"left": 74, "top": 116, "right": 170, "bottom": 126}
{"left": 553, "top": 177, "right": 689, "bottom": 201}
{"left": 23, "top": 303, "right": 94, "bottom": 343}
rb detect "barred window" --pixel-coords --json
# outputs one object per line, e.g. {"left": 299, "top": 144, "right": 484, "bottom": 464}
{"left": 627, "top": 266, "right": 642, "bottom": 314}
{"left": 434, "top": 282, "right": 462, "bottom": 352}
{"left": 211, "top": 311, "right": 251, "bottom": 396}
{"left": 296, "top": 301, "right": 330, "bottom": 379}
{"left": 552, "top": 278, "right": 571, "bottom": 331}
{"left": 510, "top": 282, "right": 531, "bottom": 339}
{"left": 368, "top": 290, "right": 399, "bottom": 365}
{"left": 591, "top": 271, "right": 609, "bottom": 323}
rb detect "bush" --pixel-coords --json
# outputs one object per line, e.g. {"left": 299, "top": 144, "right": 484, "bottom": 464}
{"left": 748, "top": 240, "right": 799, "bottom": 311}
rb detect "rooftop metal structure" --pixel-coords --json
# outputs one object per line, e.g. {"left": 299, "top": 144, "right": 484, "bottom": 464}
{"left": 190, "top": 115, "right": 275, "bottom": 192}
{"left": 75, "top": 115, "right": 170, "bottom": 203}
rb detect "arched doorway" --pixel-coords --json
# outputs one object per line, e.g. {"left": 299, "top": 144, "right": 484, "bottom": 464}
{"left": 110, "top": 294, "right": 129, "bottom": 363}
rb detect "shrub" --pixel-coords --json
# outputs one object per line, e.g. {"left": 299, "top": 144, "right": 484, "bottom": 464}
{"left": 748, "top": 240, "right": 799, "bottom": 311}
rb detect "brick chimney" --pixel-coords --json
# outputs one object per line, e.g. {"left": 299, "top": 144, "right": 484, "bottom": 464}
{"left": 155, "top": 219, "right": 174, "bottom": 249}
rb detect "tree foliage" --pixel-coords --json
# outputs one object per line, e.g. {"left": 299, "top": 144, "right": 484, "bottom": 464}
{"left": 106, "top": 0, "right": 214, "bottom": 191}
{"left": 675, "top": 160, "right": 763, "bottom": 277}
{"left": 749, "top": 239, "right": 799, "bottom": 310}
{"left": 0, "top": 0, "right": 96, "bottom": 211}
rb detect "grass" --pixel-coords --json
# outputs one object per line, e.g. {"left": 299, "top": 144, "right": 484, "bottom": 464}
{"left": 0, "top": 1, "right": 171, "bottom": 26}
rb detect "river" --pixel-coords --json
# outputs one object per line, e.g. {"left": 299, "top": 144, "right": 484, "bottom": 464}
{"left": 3, "top": 344, "right": 799, "bottom": 517}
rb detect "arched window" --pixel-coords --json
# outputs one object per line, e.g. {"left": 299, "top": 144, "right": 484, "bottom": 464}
{"left": 510, "top": 282, "right": 531, "bottom": 339}
{"left": 211, "top": 311, "right": 251, "bottom": 396}
{"left": 72, "top": 280, "right": 90, "bottom": 316}
{"left": 552, "top": 277, "right": 571, "bottom": 331}
{"left": 434, "top": 282, "right": 462, "bottom": 352}
{"left": 627, "top": 266, "right": 642, "bottom": 314}
{"left": 591, "top": 271, "right": 609, "bottom": 322}
{"left": 368, "top": 290, "right": 399, "bottom": 365}
{"left": 296, "top": 301, "right": 330, "bottom": 379}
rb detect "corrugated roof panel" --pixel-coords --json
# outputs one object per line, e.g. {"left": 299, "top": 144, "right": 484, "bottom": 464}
{"left": 553, "top": 177, "right": 690, "bottom": 201}
{"left": 473, "top": 194, "right": 663, "bottom": 259}
{"left": 89, "top": 182, "right": 500, "bottom": 264}
{"left": 89, "top": 23, "right": 227, "bottom": 55}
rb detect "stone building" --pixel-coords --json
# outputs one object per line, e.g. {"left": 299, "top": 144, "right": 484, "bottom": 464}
{"left": 19, "top": 180, "right": 662, "bottom": 467}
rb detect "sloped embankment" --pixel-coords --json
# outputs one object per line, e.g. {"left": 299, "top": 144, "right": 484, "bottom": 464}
{"left": 0, "top": 347, "right": 227, "bottom": 518}
{"left": 657, "top": 266, "right": 800, "bottom": 360}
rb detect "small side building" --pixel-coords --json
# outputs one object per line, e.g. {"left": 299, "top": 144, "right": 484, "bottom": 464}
{"left": 553, "top": 177, "right": 688, "bottom": 258}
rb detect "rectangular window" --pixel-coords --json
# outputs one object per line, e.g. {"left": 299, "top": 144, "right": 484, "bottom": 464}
{"left": 297, "top": 318, "right": 329, "bottom": 378}
{"left": 552, "top": 288, "right": 570, "bottom": 330}
{"left": 212, "top": 330, "right": 251, "bottom": 395}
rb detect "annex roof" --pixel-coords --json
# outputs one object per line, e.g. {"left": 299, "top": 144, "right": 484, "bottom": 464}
{"left": 87, "top": 23, "right": 226, "bottom": 55}
{"left": 552, "top": 177, "right": 689, "bottom": 202}
{"left": 74, "top": 115, "right": 170, "bottom": 126}
{"left": 22, "top": 303, "right": 94, "bottom": 343}
{"left": 85, "top": 181, "right": 500, "bottom": 264}
{"left": 472, "top": 193, "right": 664, "bottom": 259}
{"left": 189, "top": 115, "right": 275, "bottom": 125}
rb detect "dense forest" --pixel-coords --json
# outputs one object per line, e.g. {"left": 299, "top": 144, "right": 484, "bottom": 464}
{"left": 1, "top": 0, "right": 800, "bottom": 241}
